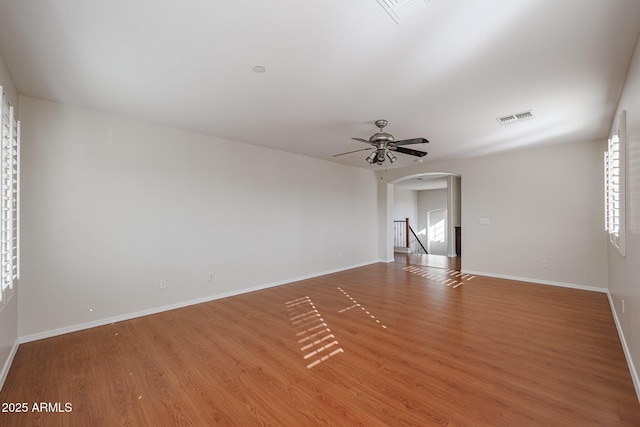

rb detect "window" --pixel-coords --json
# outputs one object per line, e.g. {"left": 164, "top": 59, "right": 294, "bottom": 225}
{"left": 0, "top": 88, "right": 20, "bottom": 306}
{"left": 604, "top": 110, "right": 626, "bottom": 256}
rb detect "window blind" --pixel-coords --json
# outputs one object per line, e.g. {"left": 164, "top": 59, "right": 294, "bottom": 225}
{"left": 0, "top": 88, "right": 20, "bottom": 305}
{"left": 604, "top": 110, "right": 626, "bottom": 256}
{"left": 605, "top": 134, "right": 620, "bottom": 234}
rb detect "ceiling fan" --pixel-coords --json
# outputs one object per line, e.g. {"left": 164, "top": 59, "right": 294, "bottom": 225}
{"left": 333, "top": 120, "right": 429, "bottom": 165}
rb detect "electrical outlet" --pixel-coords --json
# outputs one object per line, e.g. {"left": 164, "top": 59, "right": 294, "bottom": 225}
{"left": 160, "top": 279, "right": 167, "bottom": 289}
{"left": 622, "top": 299, "right": 625, "bottom": 314}
{"left": 208, "top": 272, "right": 215, "bottom": 281}
{"left": 541, "top": 260, "right": 549, "bottom": 268}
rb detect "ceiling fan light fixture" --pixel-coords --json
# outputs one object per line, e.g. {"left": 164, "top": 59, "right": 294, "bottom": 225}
{"left": 386, "top": 151, "right": 397, "bottom": 163}
{"left": 366, "top": 151, "right": 378, "bottom": 164}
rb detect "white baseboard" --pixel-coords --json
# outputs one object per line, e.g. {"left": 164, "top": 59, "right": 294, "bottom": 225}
{"left": 19, "top": 260, "right": 382, "bottom": 344}
{"left": 0, "top": 338, "right": 19, "bottom": 391}
{"left": 394, "top": 247, "right": 412, "bottom": 253}
{"left": 459, "top": 270, "right": 637, "bottom": 403}
{"left": 607, "top": 292, "right": 640, "bottom": 404}
{"left": 460, "top": 269, "right": 608, "bottom": 293}
{"left": 11, "top": 262, "right": 639, "bottom": 406}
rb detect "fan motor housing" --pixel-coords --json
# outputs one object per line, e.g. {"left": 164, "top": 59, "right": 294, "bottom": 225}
{"left": 370, "top": 132, "right": 394, "bottom": 143}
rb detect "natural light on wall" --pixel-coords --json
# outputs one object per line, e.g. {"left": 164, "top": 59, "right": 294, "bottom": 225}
{"left": 0, "top": 87, "right": 20, "bottom": 307}
{"left": 429, "top": 219, "right": 446, "bottom": 243}
{"left": 604, "top": 110, "right": 626, "bottom": 256}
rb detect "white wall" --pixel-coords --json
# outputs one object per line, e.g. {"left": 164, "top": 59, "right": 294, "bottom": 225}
{"left": 0, "top": 57, "right": 17, "bottom": 107}
{"left": 608, "top": 33, "right": 640, "bottom": 399}
{"left": 447, "top": 175, "right": 462, "bottom": 257}
{"left": 392, "top": 188, "right": 417, "bottom": 250}
{"left": 393, "top": 188, "right": 417, "bottom": 226}
{"left": 377, "top": 140, "right": 608, "bottom": 291}
{"left": 417, "top": 189, "right": 447, "bottom": 255}
{"left": 18, "top": 96, "right": 379, "bottom": 339}
{"left": 0, "top": 50, "right": 19, "bottom": 389}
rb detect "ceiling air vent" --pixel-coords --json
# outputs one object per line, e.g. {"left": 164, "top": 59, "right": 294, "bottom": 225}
{"left": 376, "top": 0, "right": 433, "bottom": 24}
{"left": 497, "top": 109, "right": 535, "bottom": 125}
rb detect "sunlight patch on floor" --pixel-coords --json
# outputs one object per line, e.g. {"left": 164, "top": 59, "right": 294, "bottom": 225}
{"left": 403, "top": 266, "right": 476, "bottom": 288}
{"left": 285, "top": 296, "right": 343, "bottom": 369}
{"left": 336, "top": 287, "right": 388, "bottom": 329}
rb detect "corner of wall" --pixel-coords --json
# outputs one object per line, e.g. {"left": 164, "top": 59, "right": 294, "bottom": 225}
{"left": 607, "top": 291, "right": 640, "bottom": 403}
{"left": 0, "top": 338, "right": 19, "bottom": 391}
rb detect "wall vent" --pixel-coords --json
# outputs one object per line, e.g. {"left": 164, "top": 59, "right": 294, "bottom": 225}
{"left": 497, "top": 109, "right": 535, "bottom": 125}
{"left": 376, "top": 0, "right": 433, "bottom": 24}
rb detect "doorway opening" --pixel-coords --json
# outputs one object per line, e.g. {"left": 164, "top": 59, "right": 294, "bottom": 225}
{"left": 391, "top": 173, "right": 461, "bottom": 271}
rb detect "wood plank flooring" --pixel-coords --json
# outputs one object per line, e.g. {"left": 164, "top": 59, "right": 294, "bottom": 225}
{"left": 1, "top": 261, "right": 639, "bottom": 426}
{"left": 394, "top": 253, "right": 462, "bottom": 271}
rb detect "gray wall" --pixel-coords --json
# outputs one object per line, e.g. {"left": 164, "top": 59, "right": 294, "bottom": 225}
{"left": 378, "top": 139, "right": 608, "bottom": 291}
{"left": 17, "top": 96, "right": 380, "bottom": 339}
{"left": 607, "top": 32, "right": 640, "bottom": 399}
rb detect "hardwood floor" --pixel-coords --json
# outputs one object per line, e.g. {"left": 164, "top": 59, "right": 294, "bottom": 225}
{"left": 2, "top": 261, "right": 639, "bottom": 426}
{"left": 394, "top": 252, "right": 461, "bottom": 271}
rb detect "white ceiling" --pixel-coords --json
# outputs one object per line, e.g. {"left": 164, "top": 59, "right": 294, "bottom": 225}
{"left": 1, "top": 0, "right": 639, "bottom": 169}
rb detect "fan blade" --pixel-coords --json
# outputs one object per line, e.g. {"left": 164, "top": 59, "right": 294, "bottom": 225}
{"left": 351, "top": 137, "right": 375, "bottom": 145}
{"left": 394, "top": 146, "right": 428, "bottom": 157}
{"left": 332, "top": 147, "right": 374, "bottom": 157}
{"left": 394, "top": 137, "right": 429, "bottom": 146}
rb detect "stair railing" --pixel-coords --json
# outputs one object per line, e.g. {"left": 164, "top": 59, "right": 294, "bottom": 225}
{"left": 393, "top": 218, "right": 428, "bottom": 254}
{"left": 408, "top": 225, "right": 428, "bottom": 254}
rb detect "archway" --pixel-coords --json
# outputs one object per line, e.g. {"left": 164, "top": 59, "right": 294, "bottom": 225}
{"left": 389, "top": 172, "right": 461, "bottom": 270}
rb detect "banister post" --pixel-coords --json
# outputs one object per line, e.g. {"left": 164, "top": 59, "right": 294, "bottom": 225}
{"left": 405, "top": 218, "right": 410, "bottom": 248}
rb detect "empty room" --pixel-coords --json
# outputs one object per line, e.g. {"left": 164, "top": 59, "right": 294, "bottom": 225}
{"left": 0, "top": 0, "right": 640, "bottom": 425}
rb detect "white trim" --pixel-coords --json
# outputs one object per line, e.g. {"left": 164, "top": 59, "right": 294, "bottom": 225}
{"left": 458, "top": 271, "right": 638, "bottom": 402}
{"left": 605, "top": 110, "right": 626, "bottom": 256}
{"left": 12, "top": 262, "right": 638, "bottom": 406}
{"left": 0, "top": 338, "right": 19, "bottom": 391}
{"left": 19, "top": 260, "right": 382, "bottom": 344}
{"left": 607, "top": 291, "right": 640, "bottom": 404}
{"left": 394, "top": 247, "right": 413, "bottom": 254}
{"left": 460, "top": 269, "right": 608, "bottom": 293}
